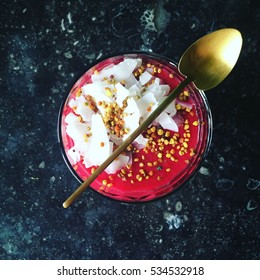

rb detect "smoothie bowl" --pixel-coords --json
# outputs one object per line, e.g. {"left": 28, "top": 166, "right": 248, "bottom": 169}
{"left": 58, "top": 52, "right": 213, "bottom": 202}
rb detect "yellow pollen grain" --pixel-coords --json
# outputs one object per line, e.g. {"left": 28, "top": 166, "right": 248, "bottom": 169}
{"left": 126, "top": 164, "right": 131, "bottom": 169}
{"left": 165, "top": 131, "right": 171, "bottom": 137}
{"left": 175, "top": 104, "right": 181, "bottom": 110}
{"left": 83, "top": 134, "right": 88, "bottom": 142}
{"left": 76, "top": 90, "right": 82, "bottom": 97}
{"left": 138, "top": 67, "right": 143, "bottom": 74}
{"left": 184, "top": 124, "right": 190, "bottom": 130}
{"left": 151, "top": 126, "right": 156, "bottom": 132}
{"left": 139, "top": 169, "right": 145, "bottom": 175}
{"left": 190, "top": 149, "right": 195, "bottom": 156}
{"left": 193, "top": 121, "right": 199, "bottom": 126}
{"left": 105, "top": 87, "right": 112, "bottom": 97}
{"left": 157, "top": 129, "right": 164, "bottom": 136}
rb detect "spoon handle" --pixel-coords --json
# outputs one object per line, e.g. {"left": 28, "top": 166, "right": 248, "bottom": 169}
{"left": 63, "top": 76, "right": 192, "bottom": 208}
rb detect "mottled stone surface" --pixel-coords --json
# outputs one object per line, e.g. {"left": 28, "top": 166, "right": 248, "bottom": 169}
{"left": 0, "top": 0, "right": 259, "bottom": 260}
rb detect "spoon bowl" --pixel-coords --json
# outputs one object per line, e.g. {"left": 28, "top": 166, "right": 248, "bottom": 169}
{"left": 179, "top": 28, "right": 242, "bottom": 90}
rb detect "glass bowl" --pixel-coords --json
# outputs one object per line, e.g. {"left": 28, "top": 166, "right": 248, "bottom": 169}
{"left": 58, "top": 52, "right": 213, "bottom": 202}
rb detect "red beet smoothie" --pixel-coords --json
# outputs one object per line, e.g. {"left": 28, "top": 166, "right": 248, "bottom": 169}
{"left": 59, "top": 53, "right": 212, "bottom": 202}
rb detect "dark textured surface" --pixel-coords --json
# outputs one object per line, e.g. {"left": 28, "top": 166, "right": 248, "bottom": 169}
{"left": 0, "top": 0, "right": 259, "bottom": 260}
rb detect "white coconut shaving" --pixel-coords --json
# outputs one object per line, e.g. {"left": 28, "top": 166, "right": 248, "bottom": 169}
{"left": 65, "top": 57, "right": 180, "bottom": 174}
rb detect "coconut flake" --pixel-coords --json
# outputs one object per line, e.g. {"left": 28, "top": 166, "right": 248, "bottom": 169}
{"left": 74, "top": 137, "right": 92, "bottom": 156}
{"left": 112, "top": 58, "right": 139, "bottom": 80}
{"left": 75, "top": 102, "right": 94, "bottom": 122}
{"left": 82, "top": 82, "right": 113, "bottom": 103}
{"left": 68, "top": 98, "right": 77, "bottom": 109}
{"left": 115, "top": 82, "right": 130, "bottom": 107}
{"left": 139, "top": 71, "right": 153, "bottom": 85}
{"left": 67, "top": 147, "right": 80, "bottom": 164}
{"left": 105, "top": 154, "right": 129, "bottom": 174}
{"left": 137, "top": 92, "right": 158, "bottom": 119}
{"left": 133, "top": 134, "right": 148, "bottom": 149}
{"left": 91, "top": 64, "right": 115, "bottom": 82}
{"left": 148, "top": 83, "right": 170, "bottom": 100}
{"left": 66, "top": 121, "right": 90, "bottom": 142}
{"left": 124, "top": 73, "right": 140, "bottom": 88}
{"left": 156, "top": 111, "right": 178, "bottom": 132}
{"left": 123, "top": 97, "right": 140, "bottom": 140}
{"left": 65, "top": 112, "right": 79, "bottom": 124}
{"left": 91, "top": 58, "right": 139, "bottom": 82}
{"left": 86, "top": 114, "right": 113, "bottom": 166}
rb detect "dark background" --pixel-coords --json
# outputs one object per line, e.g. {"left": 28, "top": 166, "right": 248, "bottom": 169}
{"left": 0, "top": 0, "right": 259, "bottom": 259}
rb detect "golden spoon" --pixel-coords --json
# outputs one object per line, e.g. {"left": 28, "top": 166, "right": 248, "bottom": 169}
{"left": 63, "top": 28, "right": 242, "bottom": 208}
